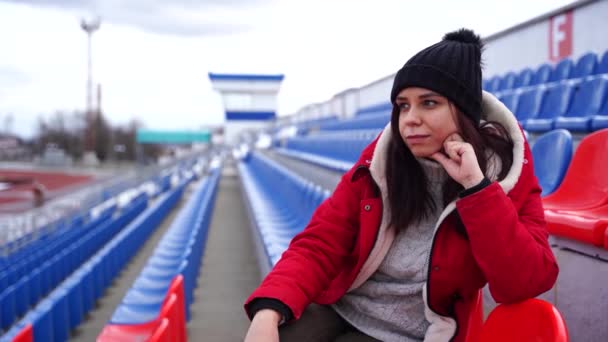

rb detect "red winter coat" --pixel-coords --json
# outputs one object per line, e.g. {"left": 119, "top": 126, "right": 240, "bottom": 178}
{"left": 245, "top": 92, "right": 558, "bottom": 341}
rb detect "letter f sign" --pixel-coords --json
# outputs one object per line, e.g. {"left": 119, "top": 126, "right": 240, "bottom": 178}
{"left": 549, "top": 11, "right": 573, "bottom": 61}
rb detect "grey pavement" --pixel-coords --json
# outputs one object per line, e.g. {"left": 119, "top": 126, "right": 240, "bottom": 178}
{"left": 187, "top": 167, "right": 261, "bottom": 341}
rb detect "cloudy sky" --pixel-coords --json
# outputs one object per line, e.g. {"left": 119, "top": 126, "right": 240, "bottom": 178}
{"left": 0, "top": 0, "right": 574, "bottom": 137}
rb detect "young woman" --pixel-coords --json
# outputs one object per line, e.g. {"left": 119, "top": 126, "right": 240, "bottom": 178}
{"left": 244, "top": 28, "right": 558, "bottom": 342}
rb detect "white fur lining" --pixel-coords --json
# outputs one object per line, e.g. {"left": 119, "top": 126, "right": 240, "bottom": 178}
{"left": 348, "top": 91, "right": 526, "bottom": 341}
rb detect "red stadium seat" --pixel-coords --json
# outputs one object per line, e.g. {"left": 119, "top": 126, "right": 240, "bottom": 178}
{"left": 604, "top": 227, "right": 608, "bottom": 250}
{"left": 479, "top": 299, "right": 568, "bottom": 342}
{"left": 544, "top": 205, "right": 608, "bottom": 246}
{"left": 97, "top": 275, "right": 187, "bottom": 342}
{"left": 542, "top": 129, "right": 608, "bottom": 210}
{"left": 165, "top": 275, "right": 187, "bottom": 342}
{"left": 149, "top": 318, "right": 170, "bottom": 342}
{"left": 12, "top": 323, "right": 33, "bottom": 342}
{"left": 158, "top": 294, "right": 178, "bottom": 341}
{"left": 96, "top": 320, "right": 160, "bottom": 342}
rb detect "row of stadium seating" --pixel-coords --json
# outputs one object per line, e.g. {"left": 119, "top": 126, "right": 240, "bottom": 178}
{"left": 0, "top": 201, "right": 125, "bottom": 331}
{"left": 500, "top": 74, "right": 608, "bottom": 132}
{"left": 0, "top": 180, "right": 186, "bottom": 342}
{"left": 278, "top": 129, "right": 380, "bottom": 172}
{"left": 0, "top": 159, "right": 209, "bottom": 341}
{"left": 97, "top": 167, "right": 221, "bottom": 342}
{"left": 484, "top": 50, "right": 608, "bottom": 93}
{"left": 238, "top": 152, "right": 329, "bottom": 273}
{"left": 300, "top": 75, "right": 608, "bottom": 133}
{"left": 237, "top": 149, "right": 568, "bottom": 341}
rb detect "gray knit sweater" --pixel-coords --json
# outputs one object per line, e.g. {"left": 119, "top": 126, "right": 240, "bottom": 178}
{"left": 333, "top": 158, "right": 447, "bottom": 342}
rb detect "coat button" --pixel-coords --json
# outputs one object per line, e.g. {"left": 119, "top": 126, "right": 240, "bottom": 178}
{"left": 364, "top": 204, "right": 371, "bottom": 211}
{"left": 433, "top": 266, "right": 440, "bottom": 271}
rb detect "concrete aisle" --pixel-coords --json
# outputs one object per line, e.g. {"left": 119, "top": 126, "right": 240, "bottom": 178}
{"left": 187, "top": 168, "right": 261, "bottom": 341}
{"left": 70, "top": 184, "right": 195, "bottom": 341}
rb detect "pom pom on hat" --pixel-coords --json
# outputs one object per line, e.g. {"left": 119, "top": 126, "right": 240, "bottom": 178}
{"left": 443, "top": 28, "right": 483, "bottom": 48}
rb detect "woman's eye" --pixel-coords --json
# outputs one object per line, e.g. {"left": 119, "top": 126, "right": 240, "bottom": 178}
{"left": 423, "top": 100, "right": 437, "bottom": 106}
{"left": 398, "top": 103, "right": 409, "bottom": 110}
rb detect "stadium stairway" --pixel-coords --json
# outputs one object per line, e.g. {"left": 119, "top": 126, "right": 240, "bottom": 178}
{"left": 94, "top": 161, "right": 261, "bottom": 342}
{"left": 186, "top": 163, "right": 261, "bottom": 341}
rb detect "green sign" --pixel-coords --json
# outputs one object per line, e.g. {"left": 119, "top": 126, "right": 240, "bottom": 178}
{"left": 136, "top": 130, "right": 211, "bottom": 144}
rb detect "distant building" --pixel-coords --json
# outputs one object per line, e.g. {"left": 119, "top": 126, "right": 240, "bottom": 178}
{"left": 208, "top": 73, "right": 284, "bottom": 145}
{"left": 0, "top": 133, "right": 29, "bottom": 160}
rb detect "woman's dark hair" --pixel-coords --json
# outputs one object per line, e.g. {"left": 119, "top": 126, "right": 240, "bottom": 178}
{"left": 385, "top": 101, "right": 514, "bottom": 232}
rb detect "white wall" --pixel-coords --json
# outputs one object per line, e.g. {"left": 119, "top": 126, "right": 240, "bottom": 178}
{"left": 330, "top": 96, "right": 345, "bottom": 118}
{"left": 223, "top": 93, "right": 277, "bottom": 111}
{"left": 343, "top": 90, "right": 359, "bottom": 118}
{"left": 483, "top": 23, "right": 548, "bottom": 76}
{"left": 211, "top": 80, "right": 282, "bottom": 93}
{"left": 572, "top": 0, "right": 608, "bottom": 57}
{"left": 358, "top": 75, "right": 393, "bottom": 110}
{"left": 484, "top": 0, "right": 608, "bottom": 76}
{"left": 321, "top": 102, "right": 333, "bottom": 117}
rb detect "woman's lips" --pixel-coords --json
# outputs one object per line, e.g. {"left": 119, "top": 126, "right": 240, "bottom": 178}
{"left": 406, "top": 135, "right": 430, "bottom": 143}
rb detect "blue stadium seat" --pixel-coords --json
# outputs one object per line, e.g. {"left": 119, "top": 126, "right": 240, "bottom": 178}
{"left": 281, "top": 129, "right": 379, "bottom": 172}
{"left": 598, "top": 50, "right": 608, "bottom": 75}
{"left": 238, "top": 153, "right": 329, "bottom": 268}
{"left": 500, "top": 72, "right": 517, "bottom": 91}
{"left": 549, "top": 59, "right": 574, "bottom": 82}
{"left": 498, "top": 91, "right": 520, "bottom": 114}
{"left": 590, "top": 87, "right": 608, "bottom": 131}
{"left": 514, "top": 68, "right": 534, "bottom": 88}
{"left": 525, "top": 81, "right": 578, "bottom": 132}
{"left": 572, "top": 52, "right": 598, "bottom": 79}
{"left": 29, "top": 300, "right": 54, "bottom": 342}
{"left": 483, "top": 79, "right": 491, "bottom": 91}
{"left": 488, "top": 76, "right": 502, "bottom": 93}
{"left": 66, "top": 279, "right": 84, "bottom": 330}
{"left": 514, "top": 87, "right": 546, "bottom": 123}
{"left": 554, "top": 75, "right": 608, "bottom": 131}
{"left": 531, "top": 64, "right": 552, "bottom": 85}
{"left": 532, "top": 129, "right": 573, "bottom": 196}
{"left": 13, "top": 275, "right": 31, "bottom": 318}
{"left": 356, "top": 102, "right": 392, "bottom": 116}
{"left": 319, "top": 113, "right": 389, "bottom": 131}
{"left": 0, "top": 285, "right": 16, "bottom": 330}
{"left": 49, "top": 287, "right": 70, "bottom": 342}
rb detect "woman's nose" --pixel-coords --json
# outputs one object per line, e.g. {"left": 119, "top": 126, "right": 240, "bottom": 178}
{"left": 404, "top": 108, "right": 422, "bottom": 125}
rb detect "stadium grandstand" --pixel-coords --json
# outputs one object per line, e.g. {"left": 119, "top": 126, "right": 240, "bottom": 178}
{"left": 1, "top": 0, "right": 607, "bottom": 341}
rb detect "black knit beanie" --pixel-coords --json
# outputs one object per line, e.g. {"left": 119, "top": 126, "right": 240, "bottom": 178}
{"left": 390, "top": 28, "right": 484, "bottom": 125}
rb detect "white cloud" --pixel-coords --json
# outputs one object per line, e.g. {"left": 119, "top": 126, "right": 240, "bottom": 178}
{"left": 0, "top": 0, "right": 575, "bottom": 137}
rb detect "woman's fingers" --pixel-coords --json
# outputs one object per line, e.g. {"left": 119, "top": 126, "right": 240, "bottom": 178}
{"left": 443, "top": 141, "right": 463, "bottom": 162}
{"left": 430, "top": 152, "right": 457, "bottom": 172}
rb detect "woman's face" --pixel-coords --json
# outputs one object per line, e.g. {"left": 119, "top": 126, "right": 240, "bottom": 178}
{"left": 396, "top": 87, "right": 459, "bottom": 158}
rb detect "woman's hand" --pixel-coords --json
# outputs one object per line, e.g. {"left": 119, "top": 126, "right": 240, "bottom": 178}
{"left": 430, "top": 133, "right": 484, "bottom": 189}
{"left": 244, "top": 309, "right": 281, "bottom": 342}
